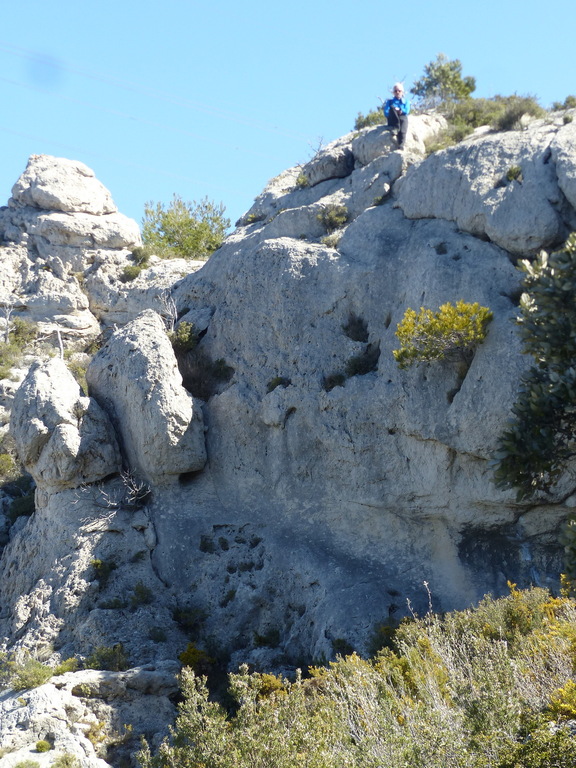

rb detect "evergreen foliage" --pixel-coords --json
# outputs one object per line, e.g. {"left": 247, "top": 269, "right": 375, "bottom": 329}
{"left": 393, "top": 300, "right": 493, "bottom": 369}
{"left": 142, "top": 194, "right": 230, "bottom": 261}
{"left": 411, "top": 53, "right": 476, "bottom": 110}
{"left": 493, "top": 233, "right": 576, "bottom": 499}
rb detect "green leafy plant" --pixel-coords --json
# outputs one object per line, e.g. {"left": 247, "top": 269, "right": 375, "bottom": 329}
{"left": 14, "top": 761, "right": 40, "bottom": 768}
{"left": 85, "top": 643, "right": 129, "bottom": 672}
{"left": 493, "top": 233, "right": 576, "bottom": 500}
{"left": 54, "top": 657, "right": 79, "bottom": 675}
{"left": 506, "top": 165, "right": 523, "bottom": 182}
{"left": 130, "top": 581, "right": 153, "bottom": 608}
{"left": 35, "top": 740, "right": 51, "bottom": 753}
{"left": 168, "top": 321, "right": 198, "bottom": 353}
{"left": 4, "top": 655, "right": 52, "bottom": 690}
{"left": 492, "top": 94, "right": 545, "bottom": 131}
{"left": 176, "top": 348, "right": 234, "bottom": 400}
{"left": 411, "top": 53, "right": 476, "bottom": 111}
{"left": 354, "top": 108, "right": 386, "bottom": 131}
{"left": 295, "top": 171, "right": 309, "bottom": 188}
{"left": 142, "top": 194, "right": 230, "bottom": 260}
{"left": 316, "top": 203, "right": 349, "bottom": 234}
{"left": 120, "top": 264, "right": 143, "bottom": 283}
{"left": 179, "top": 642, "right": 214, "bottom": 675}
{"left": 51, "top": 755, "right": 81, "bottom": 768}
{"left": 91, "top": 558, "right": 117, "bottom": 589}
{"left": 393, "top": 300, "right": 493, "bottom": 369}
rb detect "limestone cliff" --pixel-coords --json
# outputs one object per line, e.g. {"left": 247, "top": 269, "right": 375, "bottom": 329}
{"left": 1, "top": 111, "right": 576, "bottom": 766}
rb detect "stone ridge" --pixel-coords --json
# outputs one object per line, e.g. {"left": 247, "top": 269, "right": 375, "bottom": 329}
{"left": 1, "top": 111, "right": 576, "bottom": 764}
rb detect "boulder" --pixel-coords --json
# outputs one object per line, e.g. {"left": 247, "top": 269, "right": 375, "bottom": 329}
{"left": 10, "top": 358, "right": 121, "bottom": 491}
{"left": 10, "top": 154, "right": 117, "bottom": 214}
{"left": 86, "top": 309, "right": 207, "bottom": 484}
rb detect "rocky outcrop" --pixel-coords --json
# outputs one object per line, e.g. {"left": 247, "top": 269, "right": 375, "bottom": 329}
{"left": 10, "top": 358, "right": 121, "bottom": 492}
{"left": 2, "top": 111, "right": 576, "bottom": 766}
{"left": 86, "top": 310, "right": 206, "bottom": 485}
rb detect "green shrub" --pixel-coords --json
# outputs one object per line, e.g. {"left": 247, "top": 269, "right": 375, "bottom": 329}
{"left": 0, "top": 452, "right": 18, "bottom": 483}
{"left": 168, "top": 321, "right": 198, "bottom": 353}
{"left": 54, "top": 657, "right": 79, "bottom": 675}
{"left": 393, "top": 300, "right": 493, "bottom": 369}
{"left": 51, "top": 756, "right": 81, "bottom": 768}
{"left": 411, "top": 53, "right": 476, "bottom": 110}
{"left": 14, "top": 761, "right": 40, "bottom": 768}
{"left": 120, "top": 264, "right": 143, "bottom": 283}
{"left": 91, "top": 558, "right": 117, "bottom": 589}
{"left": 0, "top": 317, "right": 37, "bottom": 379}
{"left": 130, "top": 245, "right": 153, "bottom": 267}
{"left": 493, "top": 233, "right": 576, "bottom": 500}
{"left": 35, "top": 740, "right": 51, "bottom": 753}
{"left": 295, "top": 171, "right": 309, "bottom": 188}
{"left": 321, "top": 232, "right": 342, "bottom": 248}
{"left": 253, "top": 628, "right": 281, "bottom": 648}
{"left": 506, "top": 165, "right": 523, "bottom": 182}
{"left": 316, "top": 204, "right": 349, "bottom": 234}
{"left": 179, "top": 642, "right": 214, "bottom": 674}
{"left": 142, "top": 194, "right": 230, "bottom": 260}
{"left": 130, "top": 581, "right": 153, "bottom": 608}
{"left": 149, "top": 627, "right": 167, "bottom": 643}
{"left": 85, "top": 643, "right": 129, "bottom": 672}
{"left": 492, "top": 95, "right": 545, "bottom": 131}
{"left": 9, "top": 656, "right": 52, "bottom": 690}
{"left": 354, "top": 108, "right": 385, "bottom": 131}
{"left": 342, "top": 313, "right": 369, "bottom": 342}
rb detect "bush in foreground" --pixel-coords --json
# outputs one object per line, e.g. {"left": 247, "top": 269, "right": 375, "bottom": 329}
{"left": 139, "top": 586, "right": 576, "bottom": 768}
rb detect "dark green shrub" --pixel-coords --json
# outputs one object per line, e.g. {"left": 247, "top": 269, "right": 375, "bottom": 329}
{"left": 317, "top": 204, "right": 349, "bottom": 234}
{"left": 169, "top": 321, "right": 198, "bottom": 353}
{"left": 393, "top": 300, "right": 493, "bottom": 369}
{"left": 493, "top": 233, "right": 576, "bottom": 500}
{"left": 254, "top": 628, "right": 281, "bottom": 648}
{"left": 179, "top": 642, "right": 214, "bottom": 675}
{"left": 506, "top": 165, "right": 523, "bottom": 182}
{"left": 85, "top": 643, "right": 129, "bottom": 672}
{"left": 295, "top": 171, "right": 309, "bottom": 188}
{"left": 130, "top": 581, "right": 153, "bottom": 608}
{"left": 492, "top": 95, "right": 545, "bottom": 131}
{"left": 120, "top": 264, "right": 142, "bottom": 283}
{"left": 411, "top": 53, "right": 476, "bottom": 110}
{"left": 149, "top": 627, "right": 167, "bottom": 643}
{"left": 354, "top": 108, "right": 385, "bottom": 131}
{"left": 35, "top": 740, "right": 51, "bottom": 753}
{"left": 51, "top": 756, "right": 81, "bottom": 768}
{"left": 142, "top": 194, "right": 230, "bottom": 260}
{"left": 172, "top": 606, "right": 207, "bottom": 636}
{"left": 130, "top": 245, "right": 153, "bottom": 267}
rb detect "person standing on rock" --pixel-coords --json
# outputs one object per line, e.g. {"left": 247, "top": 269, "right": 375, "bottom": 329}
{"left": 382, "top": 83, "right": 410, "bottom": 149}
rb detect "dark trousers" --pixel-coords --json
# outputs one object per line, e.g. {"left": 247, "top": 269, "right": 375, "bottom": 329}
{"left": 387, "top": 111, "right": 408, "bottom": 147}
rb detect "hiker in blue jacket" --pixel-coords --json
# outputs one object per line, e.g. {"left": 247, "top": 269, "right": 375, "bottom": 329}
{"left": 383, "top": 83, "right": 410, "bottom": 148}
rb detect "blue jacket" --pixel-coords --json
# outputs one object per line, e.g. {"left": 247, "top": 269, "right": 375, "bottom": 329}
{"left": 384, "top": 97, "right": 410, "bottom": 116}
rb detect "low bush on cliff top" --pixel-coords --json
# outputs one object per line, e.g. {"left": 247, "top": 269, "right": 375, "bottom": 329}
{"left": 140, "top": 585, "right": 576, "bottom": 768}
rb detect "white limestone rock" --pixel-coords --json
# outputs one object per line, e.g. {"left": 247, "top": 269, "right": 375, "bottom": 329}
{"left": 10, "top": 154, "right": 117, "bottom": 214}
{"left": 86, "top": 309, "right": 207, "bottom": 484}
{"left": 10, "top": 358, "right": 121, "bottom": 491}
{"left": 395, "top": 123, "right": 565, "bottom": 254}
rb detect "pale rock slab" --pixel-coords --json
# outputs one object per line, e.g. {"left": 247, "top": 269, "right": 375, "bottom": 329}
{"left": 10, "top": 358, "right": 121, "bottom": 491}
{"left": 10, "top": 154, "right": 117, "bottom": 214}
{"left": 86, "top": 309, "right": 207, "bottom": 484}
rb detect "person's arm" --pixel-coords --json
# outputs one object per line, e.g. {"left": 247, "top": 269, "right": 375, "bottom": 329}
{"left": 383, "top": 99, "right": 392, "bottom": 117}
{"left": 400, "top": 99, "right": 410, "bottom": 115}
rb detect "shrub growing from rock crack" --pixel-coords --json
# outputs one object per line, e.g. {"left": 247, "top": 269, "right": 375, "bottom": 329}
{"left": 393, "top": 300, "right": 493, "bottom": 369}
{"left": 317, "top": 204, "right": 349, "bottom": 234}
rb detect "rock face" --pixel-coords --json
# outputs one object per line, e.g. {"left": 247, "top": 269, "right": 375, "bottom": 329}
{"left": 2, "top": 112, "right": 576, "bottom": 764}
{"left": 86, "top": 310, "right": 207, "bottom": 485}
{"left": 10, "top": 357, "right": 121, "bottom": 491}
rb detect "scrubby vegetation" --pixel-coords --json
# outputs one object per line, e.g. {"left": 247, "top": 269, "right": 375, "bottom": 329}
{"left": 393, "top": 300, "right": 493, "bottom": 369}
{"left": 142, "top": 194, "right": 230, "bottom": 260}
{"left": 493, "top": 233, "right": 576, "bottom": 500}
{"left": 354, "top": 53, "right": 550, "bottom": 154}
{"left": 140, "top": 586, "right": 576, "bottom": 768}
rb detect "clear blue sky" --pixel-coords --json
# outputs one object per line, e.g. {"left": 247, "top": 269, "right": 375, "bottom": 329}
{"left": 1, "top": 0, "right": 574, "bottom": 230}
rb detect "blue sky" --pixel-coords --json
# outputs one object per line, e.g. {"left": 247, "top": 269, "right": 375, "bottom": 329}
{"left": 1, "top": 0, "right": 575, "bottom": 230}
